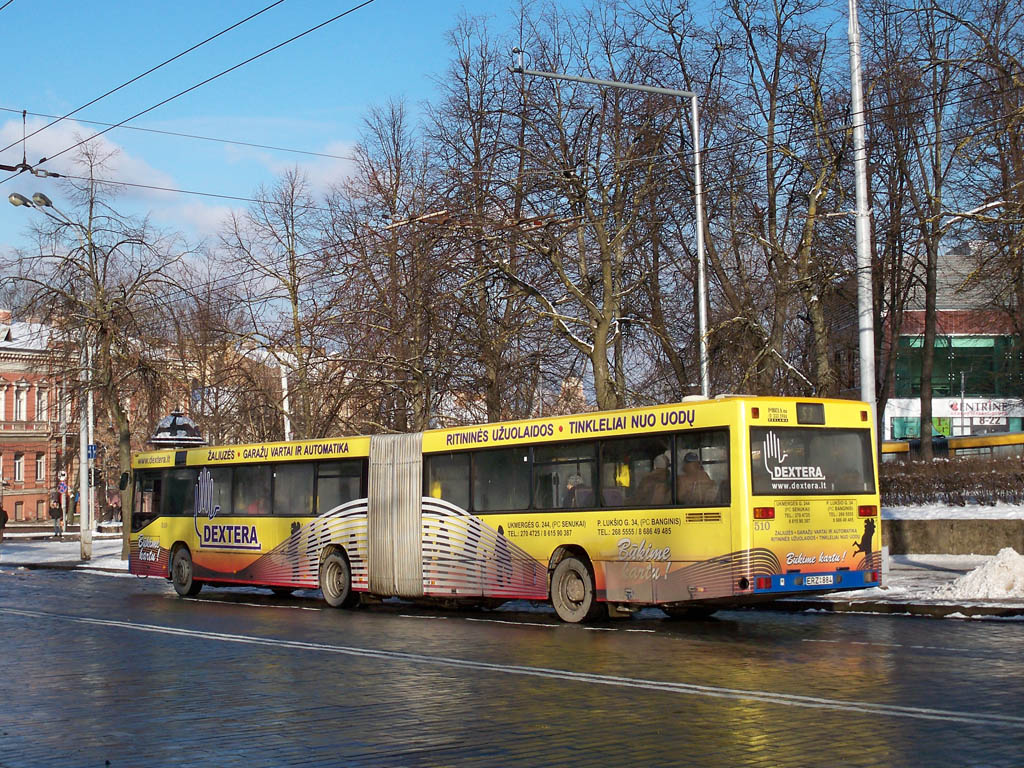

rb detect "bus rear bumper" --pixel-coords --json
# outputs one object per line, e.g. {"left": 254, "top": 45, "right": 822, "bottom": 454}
{"left": 753, "top": 570, "right": 880, "bottom": 595}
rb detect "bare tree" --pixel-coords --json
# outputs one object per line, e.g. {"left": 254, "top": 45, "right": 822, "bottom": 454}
{"left": 2, "top": 143, "right": 190, "bottom": 556}
{"left": 325, "top": 100, "right": 458, "bottom": 433}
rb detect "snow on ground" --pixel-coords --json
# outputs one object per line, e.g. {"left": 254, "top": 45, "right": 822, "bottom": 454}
{"left": 884, "top": 502, "right": 1024, "bottom": 519}
{"left": 0, "top": 536, "right": 125, "bottom": 571}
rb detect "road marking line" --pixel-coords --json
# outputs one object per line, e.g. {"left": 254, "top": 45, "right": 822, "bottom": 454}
{"left": 183, "top": 598, "right": 320, "bottom": 611}
{"left": 464, "top": 618, "right": 556, "bottom": 627}
{"left": 802, "top": 638, "right": 981, "bottom": 654}
{"left": 3, "top": 607, "right": 1022, "bottom": 729}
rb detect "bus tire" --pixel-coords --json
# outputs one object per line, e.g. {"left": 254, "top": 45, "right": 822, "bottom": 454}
{"left": 171, "top": 547, "right": 203, "bottom": 597}
{"left": 319, "top": 550, "right": 358, "bottom": 609}
{"left": 550, "top": 556, "right": 603, "bottom": 623}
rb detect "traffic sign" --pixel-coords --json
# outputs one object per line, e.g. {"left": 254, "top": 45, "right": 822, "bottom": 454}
{"left": 88, "top": 444, "right": 96, "bottom": 459}
{"left": 58, "top": 481, "right": 68, "bottom": 494}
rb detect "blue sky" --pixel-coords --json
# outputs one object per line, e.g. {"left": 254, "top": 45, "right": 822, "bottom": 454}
{"left": 0, "top": 0, "right": 539, "bottom": 253}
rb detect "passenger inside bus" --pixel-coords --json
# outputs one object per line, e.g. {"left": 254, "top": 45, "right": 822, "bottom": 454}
{"left": 633, "top": 453, "right": 671, "bottom": 505}
{"left": 677, "top": 452, "right": 717, "bottom": 505}
{"left": 566, "top": 473, "right": 593, "bottom": 508}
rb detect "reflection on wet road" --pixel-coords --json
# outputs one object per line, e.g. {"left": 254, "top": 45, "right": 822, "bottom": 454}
{"left": 2, "top": 568, "right": 1022, "bottom": 767}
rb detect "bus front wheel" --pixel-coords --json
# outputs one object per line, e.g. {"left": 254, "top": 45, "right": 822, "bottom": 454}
{"left": 551, "top": 556, "right": 603, "bottom": 623}
{"left": 171, "top": 548, "right": 203, "bottom": 597}
{"left": 319, "top": 550, "right": 358, "bottom": 608}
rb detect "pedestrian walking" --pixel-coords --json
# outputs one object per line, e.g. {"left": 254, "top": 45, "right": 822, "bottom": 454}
{"left": 49, "top": 500, "right": 63, "bottom": 539}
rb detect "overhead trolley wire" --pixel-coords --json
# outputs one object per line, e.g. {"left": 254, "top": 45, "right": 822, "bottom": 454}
{"left": 0, "top": 107, "right": 356, "bottom": 163}
{"left": 0, "top": 0, "right": 378, "bottom": 185}
{"left": 0, "top": 0, "right": 288, "bottom": 157}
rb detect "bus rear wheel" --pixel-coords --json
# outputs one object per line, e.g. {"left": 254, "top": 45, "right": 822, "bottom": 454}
{"left": 319, "top": 550, "right": 358, "bottom": 608}
{"left": 171, "top": 547, "right": 203, "bottom": 597}
{"left": 551, "top": 556, "right": 603, "bottom": 623}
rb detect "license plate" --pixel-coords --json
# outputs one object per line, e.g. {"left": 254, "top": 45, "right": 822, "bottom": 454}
{"left": 805, "top": 575, "right": 834, "bottom": 586}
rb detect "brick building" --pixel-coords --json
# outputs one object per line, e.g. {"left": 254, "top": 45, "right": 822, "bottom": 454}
{"left": 884, "top": 246, "right": 1023, "bottom": 439}
{"left": 0, "top": 311, "right": 76, "bottom": 522}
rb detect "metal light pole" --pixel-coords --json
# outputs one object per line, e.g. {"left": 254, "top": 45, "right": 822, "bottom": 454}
{"left": 8, "top": 191, "right": 93, "bottom": 559}
{"left": 848, "top": 0, "right": 877, "bottom": 422}
{"left": 511, "top": 55, "right": 711, "bottom": 398}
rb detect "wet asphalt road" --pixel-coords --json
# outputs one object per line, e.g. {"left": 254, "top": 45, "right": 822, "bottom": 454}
{"left": 1, "top": 567, "right": 1022, "bottom": 767}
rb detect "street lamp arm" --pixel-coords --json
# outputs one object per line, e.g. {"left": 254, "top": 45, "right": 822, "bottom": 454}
{"left": 511, "top": 60, "right": 710, "bottom": 398}
{"left": 510, "top": 66, "right": 697, "bottom": 99}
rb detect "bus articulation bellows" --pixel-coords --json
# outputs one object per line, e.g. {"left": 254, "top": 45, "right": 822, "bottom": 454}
{"left": 129, "top": 396, "right": 882, "bottom": 622}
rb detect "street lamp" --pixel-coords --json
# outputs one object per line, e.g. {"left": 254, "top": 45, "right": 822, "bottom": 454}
{"left": 8, "top": 191, "right": 94, "bottom": 561}
{"left": 510, "top": 54, "right": 711, "bottom": 398}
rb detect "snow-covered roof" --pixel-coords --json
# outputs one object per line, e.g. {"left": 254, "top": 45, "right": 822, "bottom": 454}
{"left": 0, "top": 321, "right": 54, "bottom": 352}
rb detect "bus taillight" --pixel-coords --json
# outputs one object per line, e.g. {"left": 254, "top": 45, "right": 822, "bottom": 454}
{"left": 858, "top": 505, "right": 877, "bottom": 517}
{"left": 755, "top": 577, "right": 772, "bottom": 590}
{"left": 753, "top": 507, "right": 775, "bottom": 519}
{"left": 868, "top": 570, "right": 879, "bottom": 582}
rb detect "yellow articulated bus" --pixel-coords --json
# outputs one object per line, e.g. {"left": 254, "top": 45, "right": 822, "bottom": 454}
{"left": 129, "top": 396, "right": 882, "bottom": 622}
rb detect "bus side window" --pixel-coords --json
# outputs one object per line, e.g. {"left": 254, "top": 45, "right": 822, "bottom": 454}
{"left": 424, "top": 453, "right": 470, "bottom": 510}
{"left": 273, "top": 462, "right": 315, "bottom": 516}
{"left": 233, "top": 465, "right": 272, "bottom": 516}
{"left": 599, "top": 435, "right": 671, "bottom": 507}
{"left": 676, "top": 429, "right": 730, "bottom": 506}
{"left": 533, "top": 443, "right": 596, "bottom": 510}
{"left": 162, "top": 468, "right": 197, "bottom": 517}
{"left": 132, "top": 472, "right": 160, "bottom": 532}
{"left": 472, "top": 447, "right": 530, "bottom": 512}
{"left": 316, "top": 459, "right": 364, "bottom": 515}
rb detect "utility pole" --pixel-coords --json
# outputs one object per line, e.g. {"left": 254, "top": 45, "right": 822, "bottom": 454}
{"left": 848, "top": 0, "right": 877, "bottom": 426}
{"left": 78, "top": 339, "right": 92, "bottom": 561}
{"left": 87, "top": 345, "right": 96, "bottom": 533}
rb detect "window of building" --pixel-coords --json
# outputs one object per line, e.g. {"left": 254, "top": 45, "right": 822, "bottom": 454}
{"left": 894, "top": 335, "right": 1023, "bottom": 398}
{"left": 14, "top": 501, "right": 23, "bottom": 520}
{"left": 14, "top": 388, "right": 26, "bottom": 421}
{"left": 14, "top": 453, "right": 24, "bottom": 482}
{"left": 35, "top": 453, "right": 45, "bottom": 483}
{"left": 35, "top": 387, "right": 48, "bottom": 421}
{"left": 36, "top": 500, "right": 45, "bottom": 519}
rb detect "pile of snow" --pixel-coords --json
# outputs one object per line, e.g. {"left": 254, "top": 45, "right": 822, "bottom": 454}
{"left": 930, "top": 547, "right": 1024, "bottom": 600}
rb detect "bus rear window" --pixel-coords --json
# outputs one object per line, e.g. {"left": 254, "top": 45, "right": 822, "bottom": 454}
{"left": 750, "top": 427, "right": 875, "bottom": 495}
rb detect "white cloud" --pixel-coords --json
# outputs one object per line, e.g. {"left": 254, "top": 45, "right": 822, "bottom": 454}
{"left": 0, "top": 117, "right": 176, "bottom": 201}
{"left": 224, "top": 139, "right": 358, "bottom": 195}
{"left": 156, "top": 200, "right": 240, "bottom": 243}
